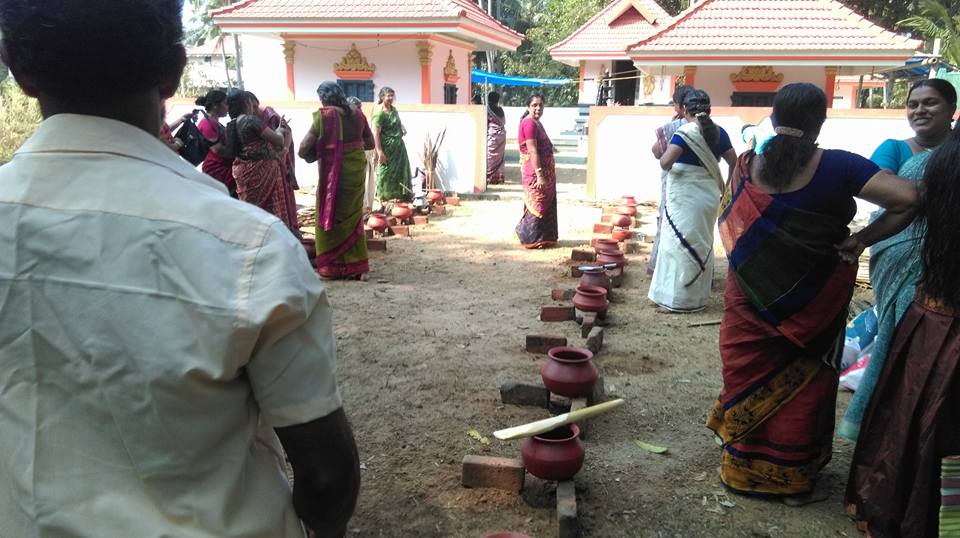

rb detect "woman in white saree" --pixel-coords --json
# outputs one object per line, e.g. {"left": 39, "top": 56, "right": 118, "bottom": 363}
{"left": 650, "top": 90, "right": 737, "bottom": 312}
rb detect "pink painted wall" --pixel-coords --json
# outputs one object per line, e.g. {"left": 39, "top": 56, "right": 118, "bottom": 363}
{"left": 691, "top": 66, "right": 828, "bottom": 106}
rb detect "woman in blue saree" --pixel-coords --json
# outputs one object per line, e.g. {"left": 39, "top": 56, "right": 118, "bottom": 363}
{"left": 838, "top": 78, "right": 957, "bottom": 441}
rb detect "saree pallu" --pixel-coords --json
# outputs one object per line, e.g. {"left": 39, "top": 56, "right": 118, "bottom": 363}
{"left": 313, "top": 107, "right": 369, "bottom": 278}
{"left": 202, "top": 150, "right": 236, "bottom": 198}
{"left": 487, "top": 110, "right": 506, "bottom": 185}
{"left": 648, "top": 123, "right": 722, "bottom": 312}
{"left": 650, "top": 118, "right": 686, "bottom": 274}
{"left": 233, "top": 142, "right": 298, "bottom": 232}
{"left": 707, "top": 152, "right": 857, "bottom": 497}
{"left": 515, "top": 151, "right": 558, "bottom": 248}
{"left": 373, "top": 108, "right": 411, "bottom": 202}
{"left": 845, "top": 295, "right": 960, "bottom": 538}
{"left": 838, "top": 150, "right": 931, "bottom": 441}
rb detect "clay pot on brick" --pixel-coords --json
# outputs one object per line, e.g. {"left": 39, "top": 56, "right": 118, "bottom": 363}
{"left": 611, "top": 214, "right": 632, "bottom": 228}
{"left": 616, "top": 204, "right": 638, "bottom": 217}
{"left": 520, "top": 424, "right": 586, "bottom": 481}
{"left": 426, "top": 189, "right": 444, "bottom": 205}
{"left": 579, "top": 266, "right": 611, "bottom": 292}
{"left": 594, "top": 238, "right": 621, "bottom": 252}
{"left": 367, "top": 213, "right": 389, "bottom": 233}
{"left": 541, "top": 347, "right": 598, "bottom": 398}
{"left": 611, "top": 227, "right": 633, "bottom": 242}
{"left": 620, "top": 195, "right": 637, "bottom": 206}
{"left": 573, "top": 285, "right": 608, "bottom": 319}
{"left": 596, "top": 248, "right": 627, "bottom": 267}
{"left": 391, "top": 202, "right": 414, "bottom": 220}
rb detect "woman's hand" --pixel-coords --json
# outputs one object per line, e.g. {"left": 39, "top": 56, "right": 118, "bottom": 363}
{"left": 377, "top": 151, "right": 388, "bottom": 165}
{"left": 836, "top": 233, "right": 866, "bottom": 264}
{"left": 534, "top": 175, "right": 545, "bottom": 191}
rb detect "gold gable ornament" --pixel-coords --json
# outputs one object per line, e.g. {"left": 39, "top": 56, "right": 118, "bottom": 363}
{"left": 334, "top": 43, "right": 375, "bottom": 80}
{"left": 443, "top": 50, "right": 459, "bottom": 84}
{"left": 730, "top": 66, "right": 783, "bottom": 92}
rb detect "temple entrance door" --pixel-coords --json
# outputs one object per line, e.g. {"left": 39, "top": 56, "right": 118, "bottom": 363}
{"left": 612, "top": 60, "right": 638, "bottom": 106}
{"left": 731, "top": 91, "right": 776, "bottom": 107}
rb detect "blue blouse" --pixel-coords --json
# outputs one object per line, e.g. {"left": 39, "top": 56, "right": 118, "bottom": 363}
{"left": 870, "top": 139, "right": 914, "bottom": 173}
{"left": 671, "top": 126, "right": 733, "bottom": 167}
{"left": 768, "top": 149, "right": 879, "bottom": 221}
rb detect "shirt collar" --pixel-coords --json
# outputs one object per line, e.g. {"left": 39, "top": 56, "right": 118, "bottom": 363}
{"left": 15, "top": 113, "right": 227, "bottom": 193}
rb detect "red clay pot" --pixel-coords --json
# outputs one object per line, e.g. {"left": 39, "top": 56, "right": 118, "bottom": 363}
{"left": 620, "top": 195, "right": 637, "bottom": 206}
{"left": 367, "top": 213, "right": 389, "bottom": 232}
{"left": 611, "top": 214, "right": 632, "bottom": 228}
{"left": 611, "top": 227, "right": 633, "bottom": 241}
{"left": 391, "top": 202, "right": 413, "bottom": 220}
{"left": 594, "top": 238, "right": 621, "bottom": 252}
{"left": 579, "top": 266, "right": 611, "bottom": 292}
{"left": 426, "top": 189, "right": 444, "bottom": 205}
{"left": 596, "top": 248, "right": 627, "bottom": 267}
{"left": 520, "top": 424, "right": 585, "bottom": 481}
{"left": 572, "top": 285, "right": 608, "bottom": 319}
{"left": 616, "top": 205, "right": 638, "bottom": 217}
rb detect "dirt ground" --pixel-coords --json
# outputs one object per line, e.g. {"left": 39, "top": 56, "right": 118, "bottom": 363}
{"left": 307, "top": 170, "right": 869, "bottom": 538}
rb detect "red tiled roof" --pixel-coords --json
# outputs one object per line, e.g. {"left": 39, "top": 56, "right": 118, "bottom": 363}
{"left": 626, "top": 0, "right": 921, "bottom": 53}
{"left": 210, "top": 0, "right": 523, "bottom": 41}
{"left": 550, "top": 0, "right": 669, "bottom": 56}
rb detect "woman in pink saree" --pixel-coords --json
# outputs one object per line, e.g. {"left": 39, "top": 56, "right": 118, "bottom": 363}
{"left": 515, "top": 93, "right": 558, "bottom": 249}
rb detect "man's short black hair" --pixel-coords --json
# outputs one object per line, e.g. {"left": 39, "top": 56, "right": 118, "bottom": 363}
{"left": 0, "top": 0, "right": 185, "bottom": 102}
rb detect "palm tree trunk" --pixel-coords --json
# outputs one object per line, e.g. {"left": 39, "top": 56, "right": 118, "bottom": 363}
{"left": 233, "top": 34, "right": 244, "bottom": 90}
{"left": 219, "top": 36, "right": 232, "bottom": 86}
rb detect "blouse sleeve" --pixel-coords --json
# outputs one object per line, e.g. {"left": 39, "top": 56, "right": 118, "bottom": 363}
{"left": 197, "top": 117, "right": 220, "bottom": 142}
{"left": 838, "top": 150, "right": 881, "bottom": 196}
{"left": 669, "top": 133, "right": 688, "bottom": 151}
{"left": 311, "top": 110, "right": 324, "bottom": 137}
{"left": 519, "top": 117, "right": 537, "bottom": 142}
{"left": 716, "top": 128, "right": 734, "bottom": 154}
{"left": 869, "top": 139, "right": 906, "bottom": 172}
{"left": 371, "top": 109, "right": 383, "bottom": 129}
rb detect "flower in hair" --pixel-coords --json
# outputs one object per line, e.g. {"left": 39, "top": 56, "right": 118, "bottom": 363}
{"left": 774, "top": 126, "right": 804, "bottom": 137}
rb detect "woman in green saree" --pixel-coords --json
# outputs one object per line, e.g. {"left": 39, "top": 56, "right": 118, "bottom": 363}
{"left": 372, "top": 87, "right": 412, "bottom": 202}
{"left": 838, "top": 78, "right": 957, "bottom": 440}
{"left": 298, "top": 81, "right": 375, "bottom": 280}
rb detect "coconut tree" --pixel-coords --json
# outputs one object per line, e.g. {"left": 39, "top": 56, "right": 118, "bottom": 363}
{"left": 187, "top": 0, "right": 242, "bottom": 88}
{"left": 898, "top": 0, "right": 960, "bottom": 66}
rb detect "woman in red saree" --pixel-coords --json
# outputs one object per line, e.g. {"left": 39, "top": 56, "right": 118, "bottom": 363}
{"left": 298, "top": 82, "right": 374, "bottom": 280}
{"left": 707, "top": 83, "right": 917, "bottom": 504}
{"left": 247, "top": 91, "right": 299, "bottom": 228}
{"left": 223, "top": 90, "right": 298, "bottom": 234}
{"left": 195, "top": 89, "right": 236, "bottom": 197}
{"left": 515, "top": 93, "right": 558, "bottom": 249}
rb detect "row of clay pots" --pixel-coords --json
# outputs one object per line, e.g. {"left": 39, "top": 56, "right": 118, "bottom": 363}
{"left": 426, "top": 189, "right": 444, "bottom": 205}
{"left": 521, "top": 346, "right": 596, "bottom": 481}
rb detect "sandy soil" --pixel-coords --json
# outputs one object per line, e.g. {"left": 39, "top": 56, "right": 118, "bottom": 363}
{"left": 306, "top": 172, "right": 868, "bottom": 538}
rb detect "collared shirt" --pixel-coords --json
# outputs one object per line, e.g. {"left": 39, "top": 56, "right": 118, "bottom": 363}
{"left": 0, "top": 114, "right": 341, "bottom": 538}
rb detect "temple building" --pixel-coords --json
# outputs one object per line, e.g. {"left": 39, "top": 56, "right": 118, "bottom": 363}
{"left": 551, "top": 0, "right": 921, "bottom": 107}
{"left": 211, "top": 0, "right": 522, "bottom": 104}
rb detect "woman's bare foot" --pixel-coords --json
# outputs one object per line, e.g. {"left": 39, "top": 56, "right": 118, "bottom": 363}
{"left": 782, "top": 481, "right": 831, "bottom": 507}
{"left": 355, "top": 273, "right": 369, "bottom": 282}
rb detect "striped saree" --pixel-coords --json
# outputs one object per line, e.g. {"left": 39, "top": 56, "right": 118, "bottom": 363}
{"left": 707, "top": 152, "right": 856, "bottom": 497}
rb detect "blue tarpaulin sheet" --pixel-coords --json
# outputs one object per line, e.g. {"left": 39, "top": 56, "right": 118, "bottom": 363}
{"left": 471, "top": 69, "right": 570, "bottom": 86}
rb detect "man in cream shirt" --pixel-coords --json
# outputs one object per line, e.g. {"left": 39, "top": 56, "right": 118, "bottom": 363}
{"left": 0, "top": 1, "right": 360, "bottom": 536}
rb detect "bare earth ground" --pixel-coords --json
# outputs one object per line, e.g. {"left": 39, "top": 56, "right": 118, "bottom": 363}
{"left": 302, "top": 168, "right": 866, "bottom": 538}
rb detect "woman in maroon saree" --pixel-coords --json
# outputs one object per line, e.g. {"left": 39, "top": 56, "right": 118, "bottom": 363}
{"left": 515, "top": 93, "right": 557, "bottom": 249}
{"left": 247, "top": 91, "right": 299, "bottom": 228}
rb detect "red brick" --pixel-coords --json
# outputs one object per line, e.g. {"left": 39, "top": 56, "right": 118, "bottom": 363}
{"left": 557, "top": 480, "right": 579, "bottom": 538}
{"left": 585, "top": 326, "right": 604, "bottom": 353}
{"left": 580, "top": 314, "right": 597, "bottom": 338}
{"left": 445, "top": 196, "right": 461, "bottom": 206}
{"left": 413, "top": 215, "right": 429, "bottom": 225}
{"left": 600, "top": 214, "right": 612, "bottom": 223}
{"left": 367, "top": 238, "right": 387, "bottom": 251}
{"left": 389, "top": 225, "right": 410, "bottom": 237}
{"left": 500, "top": 382, "right": 549, "bottom": 407}
{"left": 431, "top": 204, "right": 447, "bottom": 216}
{"left": 551, "top": 288, "right": 574, "bottom": 301}
{"left": 526, "top": 334, "right": 568, "bottom": 353}
{"left": 592, "top": 223, "right": 613, "bottom": 234}
{"left": 570, "top": 249, "right": 596, "bottom": 262}
{"left": 541, "top": 304, "right": 575, "bottom": 322}
{"left": 461, "top": 455, "right": 525, "bottom": 492}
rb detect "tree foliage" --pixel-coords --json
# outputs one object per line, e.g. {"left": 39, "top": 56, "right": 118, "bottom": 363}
{"left": 897, "top": 0, "right": 960, "bottom": 65}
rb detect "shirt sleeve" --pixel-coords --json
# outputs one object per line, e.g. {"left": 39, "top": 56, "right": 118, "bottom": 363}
{"left": 869, "top": 139, "right": 905, "bottom": 172}
{"left": 839, "top": 150, "right": 881, "bottom": 196}
{"left": 716, "top": 127, "right": 733, "bottom": 154}
{"left": 244, "top": 222, "right": 342, "bottom": 428}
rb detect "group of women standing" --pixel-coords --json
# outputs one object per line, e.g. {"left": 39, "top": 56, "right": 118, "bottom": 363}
{"left": 655, "top": 80, "right": 958, "bottom": 537}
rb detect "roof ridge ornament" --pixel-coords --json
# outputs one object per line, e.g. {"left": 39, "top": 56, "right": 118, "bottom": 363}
{"left": 607, "top": 0, "right": 656, "bottom": 26}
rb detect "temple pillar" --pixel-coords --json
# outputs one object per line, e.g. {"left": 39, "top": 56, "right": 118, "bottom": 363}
{"left": 417, "top": 41, "right": 434, "bottom": 104}
{"left": 683, "top": 65, "right": 697, "bottom": 88}
{"left": 282, "top": 41, "right": 296, "bottom": 101}
{"left": 824, "top": 66, "right": 838, "bottom": 109}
